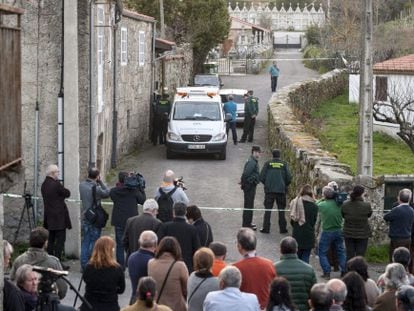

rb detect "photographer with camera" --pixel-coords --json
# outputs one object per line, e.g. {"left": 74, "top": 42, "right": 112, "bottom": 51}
{"left": 155, "top": 170, "right": 189, "bottom": 223}
{"left": 110, "top": 171, "right": 146, "bottom": 268}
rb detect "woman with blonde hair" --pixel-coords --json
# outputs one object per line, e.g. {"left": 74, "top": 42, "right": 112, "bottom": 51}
{"left": 148, "top": 236, "right": 188, "bottom": 311}
{"left": 80, "top": 236, "right": 125, "bottom": 311}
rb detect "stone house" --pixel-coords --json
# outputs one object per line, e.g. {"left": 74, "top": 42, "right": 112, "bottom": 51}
{"left": 0, "top": 0, "right": 192, "bottom": 257}
{"left": 349, "top": 54, "right": 414, "bottom": 139}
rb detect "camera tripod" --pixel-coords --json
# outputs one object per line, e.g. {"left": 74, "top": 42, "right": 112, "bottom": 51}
{"left": 13, "top": 182, "right": 36, "bottom": 244}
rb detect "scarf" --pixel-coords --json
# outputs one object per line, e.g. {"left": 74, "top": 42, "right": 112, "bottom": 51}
{"left": 289, "top": 195, "right": 314, "bottom": 226}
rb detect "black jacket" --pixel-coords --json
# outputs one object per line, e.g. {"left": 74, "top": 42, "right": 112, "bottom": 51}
{"left": 158, "top": 217, "right": 201, "bottom": 273}
{"left": 193, "top": 218, "right": 213, "bottom": 247}
{"left": 41, "top": 176, "right": 71, "bottom": 230}
{"left": 110, "top": 185, "right": 146, "bottom": 228}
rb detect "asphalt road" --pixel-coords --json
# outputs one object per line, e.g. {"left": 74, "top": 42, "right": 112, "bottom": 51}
{"left": 61, "top": 49, "right": 322, "bottom": 308}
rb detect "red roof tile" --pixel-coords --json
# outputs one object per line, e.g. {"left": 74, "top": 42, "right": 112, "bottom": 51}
{"left": 373, "top": 54, "right": 414, "bottom": 74}
{"left": 231, "top": 16, "right": 271, "bottom": 32}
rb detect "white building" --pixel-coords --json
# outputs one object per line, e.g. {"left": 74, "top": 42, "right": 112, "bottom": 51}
{"left": 228, "top": 2, "right": 325, "bottom": 31}
{"left": 349, "top": 54, "right": 414, "bottom": 138}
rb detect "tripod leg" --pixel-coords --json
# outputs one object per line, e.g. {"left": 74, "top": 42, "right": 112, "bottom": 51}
{"left": 13, "top": 204, "right": 27, "bottom": 244}
{"left": 73, "top": 275, "right": 83, "bottom": 308}
{"left": 26, "top": 201, "right": 33, "bottom": 232}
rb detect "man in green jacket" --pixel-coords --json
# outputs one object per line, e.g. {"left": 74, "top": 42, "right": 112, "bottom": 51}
{"left": 274, "top": 237, "right": 317, "bottom": 311}
{"left": 240, "top": 145, "right": 261, "bottom": 230}
{"left": 317, "top": 186, "right": 346, "bottom": 280}
{"left": 239, "top": 90, "right": 259, "bottom": 143}
{"left": 259, "top": 149, "right": 292, "bottom": 233}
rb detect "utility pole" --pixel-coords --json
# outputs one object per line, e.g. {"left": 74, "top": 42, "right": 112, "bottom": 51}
{"left": 160, "top": 0, "right": 165, "bottom": 38}
{"left": 357, "top": 0, "right": 373, "bottom": 177}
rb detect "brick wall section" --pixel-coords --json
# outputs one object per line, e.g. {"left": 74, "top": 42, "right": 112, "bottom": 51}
{"left": 267, "top": 70, "right": 352, "bottom": 197}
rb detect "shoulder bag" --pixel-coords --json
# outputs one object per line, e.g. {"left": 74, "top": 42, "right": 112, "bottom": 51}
{"left": 156, "top": 260, "right": 177, "bottom": 303}
{"left": 84, "top": 185, "right": 108, "bottom": 228}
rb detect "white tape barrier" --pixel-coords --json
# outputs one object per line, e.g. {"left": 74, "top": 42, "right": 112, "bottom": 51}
{"left": 2, "top": 193, "right": 384, "bottom": 213}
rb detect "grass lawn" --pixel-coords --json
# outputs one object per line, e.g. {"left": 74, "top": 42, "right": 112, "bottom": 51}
{"left": 310, "top": 94, "right": 414, "bottom": 176}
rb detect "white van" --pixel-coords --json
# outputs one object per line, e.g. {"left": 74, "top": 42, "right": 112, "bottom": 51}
{"left": 166, "top": 87, "right": 229, "bottom": 160}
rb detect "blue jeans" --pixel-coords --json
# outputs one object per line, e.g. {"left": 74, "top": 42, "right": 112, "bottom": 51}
{"left": 318, "top": 230, "right": 346, "bottom": 274}
{"left": 297, "top": 249, "right": 311, "bottom": 264}
{"left": 115, "top": 226, "right": 125, "bottom": 268}
{"left": 81, "top": 221, "right": 101, "bottom": 270}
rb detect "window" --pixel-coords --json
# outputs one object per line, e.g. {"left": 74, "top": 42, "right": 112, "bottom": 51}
{"left": 97, "top": 5, "right": 105, "bottom": 112}
{"left": 120, "top": 27, "right": 128, "bottom": 66}
{"left": 375, "top": 76, "right": 388, "bottom": 101}
{"left": 139, "top": 30, "right": 145, "bottom": 66}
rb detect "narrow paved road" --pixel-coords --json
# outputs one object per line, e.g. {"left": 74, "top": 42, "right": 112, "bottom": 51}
{"left": 63, "top": 49, "right": 321, "bottom": 308}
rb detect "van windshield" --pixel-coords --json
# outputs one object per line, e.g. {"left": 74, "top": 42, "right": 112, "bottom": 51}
{"left": 194, "top": 75, "right": 219, "bottom": 87}
{"left": 173, "top": 101, "right": 221, "bottom": 121}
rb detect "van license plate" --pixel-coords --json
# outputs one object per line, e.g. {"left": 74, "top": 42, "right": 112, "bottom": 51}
{"left": 188, "top": 144, "right": 205, "bottom": 149}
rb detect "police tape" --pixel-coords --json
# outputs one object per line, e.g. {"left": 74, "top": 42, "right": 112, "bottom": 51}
{"left": 1, "top": 193, "right": 384, "bottom": 213}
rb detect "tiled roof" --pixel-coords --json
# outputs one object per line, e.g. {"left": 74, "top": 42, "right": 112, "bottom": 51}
{"left": 373, "top": 54, "right": 414, "bottom": 74}
{"left": 231, "top": 16, "right": 271, "bottom": 32}
{"left": 123, "top": 9, "right": 155, "bottom": 22}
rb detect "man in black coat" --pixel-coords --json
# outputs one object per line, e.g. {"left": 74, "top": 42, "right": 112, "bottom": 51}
{"left": 110, "top": 171, "right": 146, "bottom": 268}
{"left": 41, "top": 164, "right": 71, "bottom": 263}
{"left": 157, "top": 202, "right": 201, "bottom": 272}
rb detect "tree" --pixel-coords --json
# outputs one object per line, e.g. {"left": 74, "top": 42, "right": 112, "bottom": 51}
{"left": 373, "top": 79, "right": 414, "bottom": 153}
{"left": 125, "top": 0, "right": 230, "bottom": 75}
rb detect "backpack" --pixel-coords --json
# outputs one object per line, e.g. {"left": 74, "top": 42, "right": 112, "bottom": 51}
{"left": 124, "top": 173, "right": 146, "bottom": 190}
{"left": 157, "top": 187, "right": 178, "bottom": 222}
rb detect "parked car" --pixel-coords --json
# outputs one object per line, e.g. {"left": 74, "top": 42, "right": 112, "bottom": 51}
{"left": 219, "top": 89, "right": 248, "bottom": 124}
{"left": 193, "top": 74, "right": 223, "bottom": 88}
{"left": 166, "top": 87, "right": 230, "bottom": 160}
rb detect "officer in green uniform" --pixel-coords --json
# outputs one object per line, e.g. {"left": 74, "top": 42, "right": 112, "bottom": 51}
{"left": 239, "top": 90, "right": 259, "bottom": 143}
{"left": 259, "top": 149, "right": 292, "bottom": 234}
{"left": 240, "top": 145, "right": 262, "bottom": 230}
{"left": 152, "top": 93, "right": 171, "bottom": 145}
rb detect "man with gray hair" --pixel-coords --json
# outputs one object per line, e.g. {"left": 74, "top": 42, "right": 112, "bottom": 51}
{"left": 274, "top": 236, "right": 317, "bottom": 311}
{"left": 326, "top": 279, "right": 347, "bottom": 310}
{"left": 123, "top": 199, "right": 162, "bottom": 257}
{"left": 384, "top": 188, "right": 414, "bottom": 262}
{"left": 309, "top": 283, "right": 333, "bottom": 311}
{"left": 127, "top": 230, "right": 158, "bottom": 304}
{"left": 3, "top": 240, "right": 25, "bottom": 311}
{"left": 155, "top": 169, "right": 189, "bottom": 222}
{"left": 158, "top": 202, "right": 201, "bottom": 272}
{"left": 233, "top": 227, "right": 275, "bottom": 309}
{"left": 41, "top": 164, "right": 71, "bottom": 265}
{"left": 317, "top": 186, "right": 346, "bottom": 280}
{"left": 203, "top": 266, "right": 260, "bottom": 310}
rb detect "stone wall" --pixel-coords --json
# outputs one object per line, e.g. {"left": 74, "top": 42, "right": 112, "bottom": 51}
{"left": 267, "top": 69, "right": 398, "bottom": 244}
{"left": 267, "top": 69, "right": 352, "bottom": 197}
{"left": 155, "top": 43, "right": 193, "bottom": 98}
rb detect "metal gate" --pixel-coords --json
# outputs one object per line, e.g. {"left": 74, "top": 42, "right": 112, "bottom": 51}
{"left": 217, "top": 58, "right": 247, "bottom": 75}
{"left": 0, "top": 4, "right": 23, "bottom": 171}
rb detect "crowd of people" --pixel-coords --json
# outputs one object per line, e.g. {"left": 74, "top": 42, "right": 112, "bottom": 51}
{"left": 3, "top": 162, "right": 414, "bottom": 311}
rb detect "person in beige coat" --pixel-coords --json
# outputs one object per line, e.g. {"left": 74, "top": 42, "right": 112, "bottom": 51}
{"left": 121, "top": 277, "right": 172, "bottom": 311}
{"left": 148, "top": 236, "right": 188, "bottom": 311}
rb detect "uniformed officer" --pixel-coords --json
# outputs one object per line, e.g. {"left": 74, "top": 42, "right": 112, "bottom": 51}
{"left": 152, "top": 93, "right": 171, "bottom": 145}
{"left": 239, "top": 90, "right": 259, "bottom": 143}
{"left": 259, "top": 149, "right": 292, "bottom": 234}
{"left": 240, "top": 145, "right": 262, "bottom": 230}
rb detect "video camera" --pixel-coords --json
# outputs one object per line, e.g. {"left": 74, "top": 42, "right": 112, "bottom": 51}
{"left": 174, "top": 176, "right": 187, "bottom": 190}
{"left": 124, "top": 171, "right": 146, "bottom": 191}
{"left": 32, "top": 266, "right": 68, "bottom": 295}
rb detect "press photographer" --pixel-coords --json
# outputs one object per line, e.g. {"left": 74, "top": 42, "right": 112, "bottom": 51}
{"left": 155, "top": 169, "right": 189, "bottom": 222}
{"left": 110, "top": 171, "right": 146, "bottom": 268}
